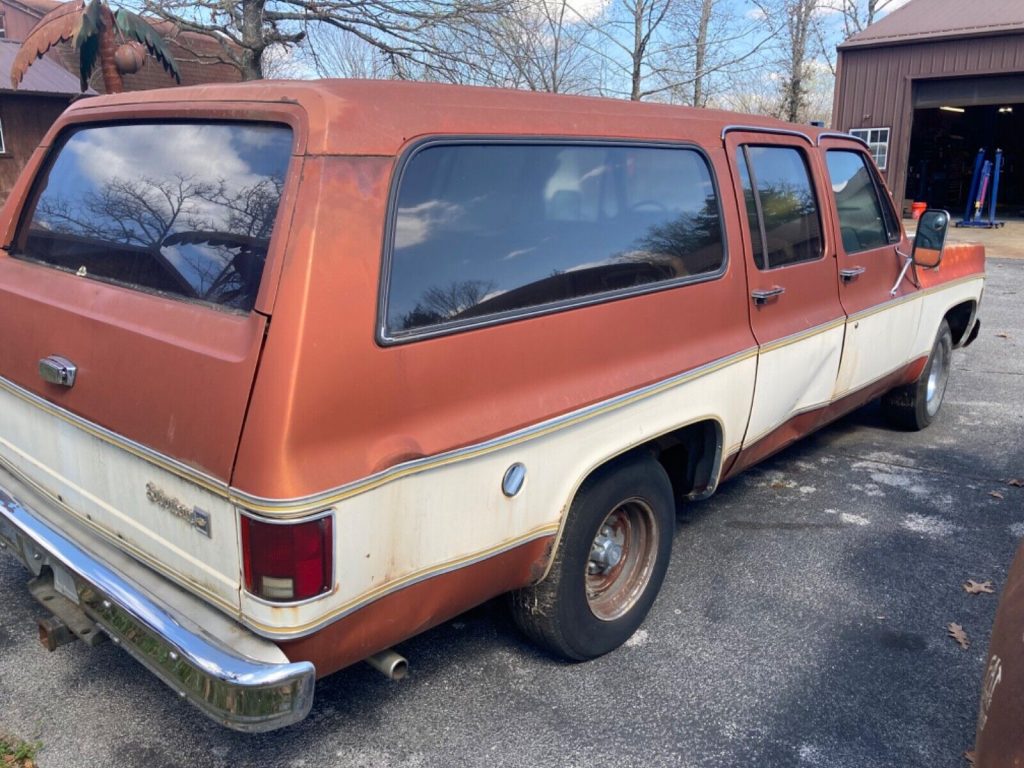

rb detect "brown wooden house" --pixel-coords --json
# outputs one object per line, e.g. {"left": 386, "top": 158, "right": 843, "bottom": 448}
{"left": 0, "top": 0, "right": 241, "bottom": 200}
{"left": 0, "top": 36, "right": 80, "bottom": 199}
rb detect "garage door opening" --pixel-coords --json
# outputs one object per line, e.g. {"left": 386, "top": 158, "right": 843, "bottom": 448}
{"left": 906, "top": 75, "right": 1024, "bottom": 218}
{"left": 906, "top": 104, "right": 1024, "bottom": 217}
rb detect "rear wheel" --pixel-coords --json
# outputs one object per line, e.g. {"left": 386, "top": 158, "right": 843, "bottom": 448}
{"left": 882, "top": 319, "right": 953, "bottom": 430}
{"left": 509, "top": 456, "right": 674, "bottom": 661}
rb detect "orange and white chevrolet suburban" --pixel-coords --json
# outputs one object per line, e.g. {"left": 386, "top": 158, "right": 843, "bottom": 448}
{"left": 0, "top": 80, "right": 984, "bottom": 730}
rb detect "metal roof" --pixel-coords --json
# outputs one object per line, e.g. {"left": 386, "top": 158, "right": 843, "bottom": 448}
{"left": 0, "top": 39, "right": 84, "bottom": 96}
{"left": 840, "top": 0, "right": 1024, "bottom": 49}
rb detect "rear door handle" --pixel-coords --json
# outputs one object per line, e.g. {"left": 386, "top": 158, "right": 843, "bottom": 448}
{"left": 38, "top": 355, "right": 77, "bottom": 388}
{"left": 751, "top": 286, "right": 785, "bottom": 305}
{"left": 840, "top": 266, "right": 866, "bottom": 283}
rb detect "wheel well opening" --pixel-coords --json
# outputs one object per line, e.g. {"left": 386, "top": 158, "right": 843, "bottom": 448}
{"left": 640, "top": 420, "right": 722, "bottom": 502}
{"left": 578, "top": 420, "right": 722, "bottom": 517}
{"left": 944, "top": 301, "right": 976, "bottom": 345}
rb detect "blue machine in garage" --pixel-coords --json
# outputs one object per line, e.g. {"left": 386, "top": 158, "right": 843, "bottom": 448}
{"left": 957, "top": 147, "right": 1006, "bottom": 228}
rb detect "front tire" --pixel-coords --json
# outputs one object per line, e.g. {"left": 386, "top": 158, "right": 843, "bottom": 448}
{"left": 882, "top": 319, "right": 953, "bottom": 431}
{"left": 509, "top": 456, "right": 674, "bottom": 661}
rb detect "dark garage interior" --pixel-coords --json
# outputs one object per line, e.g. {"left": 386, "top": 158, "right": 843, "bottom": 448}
{"left": 906, "top": 75, "right": 1024, "bottom": 217}
{"left": 907, "top": 104, "right": 1024, "bottom": 215}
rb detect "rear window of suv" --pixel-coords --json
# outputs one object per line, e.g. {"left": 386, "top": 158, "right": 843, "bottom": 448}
{"left": 15, "top": 121, "right": 293, "bottom": 312}
{"left": 383, "top": 141, "right": 725, "bottom": 339}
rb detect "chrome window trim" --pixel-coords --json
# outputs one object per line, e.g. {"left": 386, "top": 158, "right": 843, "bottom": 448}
{"left": 376, "top": 136, "right": 730, "bottom": 346}
{"left": 721, "top": 124, "right": 814, "bottom": 143}
{"left": 816, "top": 131, "right": 870, "bottom": 148}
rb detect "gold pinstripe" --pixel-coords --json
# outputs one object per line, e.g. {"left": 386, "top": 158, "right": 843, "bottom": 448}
{"left": 0, "top": 272, "right": 983, "bottom": 519}
{"left": 244, "top": 521, "right": 561, "bottom": 638}
{"left": 0, "top": 451, "right": 239, "bottom": 616}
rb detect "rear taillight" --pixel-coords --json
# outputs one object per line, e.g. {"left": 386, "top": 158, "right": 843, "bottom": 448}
{"left": 241, "top": 513, "right": 333, "bottom": 602}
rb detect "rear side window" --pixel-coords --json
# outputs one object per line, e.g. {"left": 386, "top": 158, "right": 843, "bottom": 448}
{"left": 825, "top": 150, "right": 893, "bottom": 253}
{"left": 384, "top": 142, "right": 724, "bottom": 338}
{"left": 16, "top": 122, "right": 293, "bottom": 312}
{"left": 737, "top": 146, "right": 823, "bottom": 270}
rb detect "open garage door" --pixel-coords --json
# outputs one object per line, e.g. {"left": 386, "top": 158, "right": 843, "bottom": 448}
{"left": 907, "top": 75, "right": 1024, "bottom": 216}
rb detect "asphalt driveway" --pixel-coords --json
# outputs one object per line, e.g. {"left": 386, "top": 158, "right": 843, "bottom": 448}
{"left": 1, "top": 258, "right": 1022, "bottom": 768}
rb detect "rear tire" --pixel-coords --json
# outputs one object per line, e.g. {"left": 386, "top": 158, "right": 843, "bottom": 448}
{"left": 882, "top": 319, "right": 953, "bottom": 431}
{"left": 509, "top": 456, "right": 674, "bottom": 661}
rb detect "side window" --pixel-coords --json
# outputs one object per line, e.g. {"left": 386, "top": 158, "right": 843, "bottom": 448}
{"left": 385, "top": 143, "right": 725, "bottom": 337}
{"left": 737, "top": 145, "right": 823, "bottom": 270}
{"left": 825, "top": 150, "right": 891, "bottom": 254}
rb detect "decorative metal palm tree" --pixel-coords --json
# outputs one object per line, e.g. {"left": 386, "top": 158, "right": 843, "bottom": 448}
{"left": 11, "top": 0, "right": 181, "bottom": 94}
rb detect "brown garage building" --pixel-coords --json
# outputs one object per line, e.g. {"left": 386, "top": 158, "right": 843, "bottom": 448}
{"left": 832, "top": 0, "right": 1024, "bottom": 218}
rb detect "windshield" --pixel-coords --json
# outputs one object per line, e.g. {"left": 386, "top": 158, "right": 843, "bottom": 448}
{"left": 17, "top": 121, "right": 293, "bottom": 312}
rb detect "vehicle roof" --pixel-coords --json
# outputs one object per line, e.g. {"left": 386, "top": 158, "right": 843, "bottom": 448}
{"left": 64, "top": 79, "right": 828, "bottom": 156}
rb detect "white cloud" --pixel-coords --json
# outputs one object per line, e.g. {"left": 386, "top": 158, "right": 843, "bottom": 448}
{"left": 69, "top": 123, "right": 261, "bottom": 190}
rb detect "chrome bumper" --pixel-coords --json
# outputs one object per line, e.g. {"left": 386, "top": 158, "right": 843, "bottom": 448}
{"left": 0, "top": 479, "right": 315, "bottom": 732}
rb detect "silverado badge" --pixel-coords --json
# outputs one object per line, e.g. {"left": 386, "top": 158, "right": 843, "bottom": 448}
{"left": 145, "top": 483, "right": 211, "bottom": 537}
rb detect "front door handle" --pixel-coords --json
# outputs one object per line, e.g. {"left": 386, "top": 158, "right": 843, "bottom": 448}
{"left": 840, "top": 266, "right": 866, "bottom": 283}
{"left": 751, "top": 286, "right": 785, "bottom": 305}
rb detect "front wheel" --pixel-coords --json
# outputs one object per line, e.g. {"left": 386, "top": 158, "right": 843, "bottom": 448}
{"left": 509, "top": 456, "right": 674, "bottom": 661}
{"left": 882, "top": 319, "right": 953, "bottom": 430}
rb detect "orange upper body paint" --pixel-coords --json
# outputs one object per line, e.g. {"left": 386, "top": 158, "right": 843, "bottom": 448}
{"left": 0, "top": 80, "right": 984, "bottom": 502}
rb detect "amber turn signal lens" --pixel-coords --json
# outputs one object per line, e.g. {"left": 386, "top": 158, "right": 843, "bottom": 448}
{"left": 241, "top": 513, "right": 333, "bottom": 602}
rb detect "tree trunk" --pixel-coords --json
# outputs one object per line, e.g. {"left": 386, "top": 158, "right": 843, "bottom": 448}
{"left": 630, "top": 0, "right": 644, "bottom": 100}
{"left": 782, "top": 0, "right": 815, "bottom": 123}
{"left": 240, "top": 0, "right": 266, "bottom": 79}
{"left": 692, "top": 0, "right": 713, "bottom": 107}
{"left": 98, "top": 5, "right": 124, "bottom": 93}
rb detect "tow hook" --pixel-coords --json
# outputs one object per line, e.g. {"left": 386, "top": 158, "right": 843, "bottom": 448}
{"left": 37, "top": 615, "right": 76, "bottom": 651}
{"left": 28, "top": 572, "right": 105, "bottom": 650}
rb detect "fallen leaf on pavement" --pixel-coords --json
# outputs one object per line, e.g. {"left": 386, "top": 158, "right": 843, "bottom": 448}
{"left": 996, "top": 332, "right": 1010, "bottom": 339}
{"left": 965, "top": 750, "right": 976, "bottom": 765}
{"left": 990, "top": 490, "right": 1005, "bottom": 500}
{"left": 964, "top": 580, "right": 995, "bottom": 595}
{"left": 1009, "top": 479, "right": 1024, "bottom": 488}
{"left": 949, "top": 623, "right": 970, "bottom": 649}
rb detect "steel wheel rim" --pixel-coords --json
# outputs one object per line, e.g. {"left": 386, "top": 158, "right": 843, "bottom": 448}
{"left": 926, "top": 339, "right": 950, "bottom": 416}
{"left": 585, "top": 498, "right": 659, "bottom": 622}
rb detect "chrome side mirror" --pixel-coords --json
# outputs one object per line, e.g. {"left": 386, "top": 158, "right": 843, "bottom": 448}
{"left": 912, "top": 209, "right": 950, "bottom": 269}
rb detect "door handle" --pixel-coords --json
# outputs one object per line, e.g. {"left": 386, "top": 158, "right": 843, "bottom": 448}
{"left": 751, "top": 286, "right": 785, "bottom": 305}
{"left": 38, "top": 355, "right": 77, "bottom": 388}
{"left": 840, "top": 266, "right": 866, "bottom": 283}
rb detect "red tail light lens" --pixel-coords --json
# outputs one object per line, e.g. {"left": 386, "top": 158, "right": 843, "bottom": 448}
{"left": 241, "top": 513, "right": 333, "bottom": 602}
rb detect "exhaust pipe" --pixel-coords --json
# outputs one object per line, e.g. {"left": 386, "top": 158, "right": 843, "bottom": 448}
{"left": 365, "top": 649, "right": 408, "bottom": 680}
